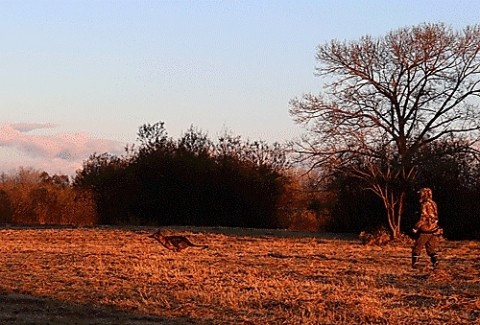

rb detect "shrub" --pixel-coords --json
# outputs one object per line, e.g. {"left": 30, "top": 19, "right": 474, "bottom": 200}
{"left": 74, "top": 123, "right": 291, "bottom": 228}
{"left": 359, "top": 227, "right": 414, "bottom": 246}
{"left": 0, "top": 168, "right": 98, "bottom": 226}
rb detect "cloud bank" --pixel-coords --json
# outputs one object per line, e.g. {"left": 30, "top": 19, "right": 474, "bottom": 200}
{"left": 0, "top": 123, "right": 126, "bottom": 176}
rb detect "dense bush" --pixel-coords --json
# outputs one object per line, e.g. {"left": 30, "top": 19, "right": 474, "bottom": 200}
{"left": 321, "top": 139, "right": 480, "bottom": 239}
{"left": 411, "top": 139, "right": 480, "bottom": 240}
{"left": 275, "top": 170, "right": 335, "bottom": 232}
{"left": 2, "top": 124, "right": 478, "bottom": 239}
{"left": 74, "top": 123, "right": 292, "bottom": 228}
{"left": 324, "top": 175, "right": 386, "bottom": 234}
{"left": 0, "top": 168, "right": 97, "bottom": 225}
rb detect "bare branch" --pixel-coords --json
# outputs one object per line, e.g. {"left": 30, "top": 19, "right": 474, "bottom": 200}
{"left": 290, "top": 23, "right": 480, "bottom": 238}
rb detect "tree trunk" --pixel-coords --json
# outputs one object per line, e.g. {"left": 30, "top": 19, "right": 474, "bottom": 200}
{"left": 389, "top": 191, "right": 405, "bottom": 239}
{"left": 373, "top": 186, "right": 406, "bottom": 239}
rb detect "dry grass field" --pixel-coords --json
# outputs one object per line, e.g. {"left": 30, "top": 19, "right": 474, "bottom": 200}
{"left": 0, "top": 226, "right": 478, "bottom": 324}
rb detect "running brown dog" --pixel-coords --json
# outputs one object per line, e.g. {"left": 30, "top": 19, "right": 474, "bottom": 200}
{"left": 148, "top": 230, "right": 208, "bottom": 252}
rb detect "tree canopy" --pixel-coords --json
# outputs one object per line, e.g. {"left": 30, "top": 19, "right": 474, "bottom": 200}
{"left": 74, "top": 122, "right": 291, "bottom": 228}
{"left": 290, "top": 23, "right": 480, "bottom": 237}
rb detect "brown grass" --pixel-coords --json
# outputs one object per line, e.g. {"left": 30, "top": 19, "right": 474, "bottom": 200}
{"left": 0, "top": 226, "right": 478, "bottom": 324}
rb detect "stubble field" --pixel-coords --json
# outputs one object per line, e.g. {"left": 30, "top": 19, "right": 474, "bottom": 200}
{"left": 0, "top": 226, "right": 478, "bottom": 324}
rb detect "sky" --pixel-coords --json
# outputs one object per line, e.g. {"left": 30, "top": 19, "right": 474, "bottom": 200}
{"left": 1, "top": 0, "right": 479, "bottom": 176}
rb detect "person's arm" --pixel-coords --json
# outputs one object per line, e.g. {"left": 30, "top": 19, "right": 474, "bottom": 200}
{"left": 413, "top": 217, "right": 424, "bottom": 234}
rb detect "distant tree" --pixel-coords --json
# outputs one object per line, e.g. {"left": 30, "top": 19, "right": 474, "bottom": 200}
{"left": 136, "top": 121, "right": 171, "bottom": 154}
{"left": 74, "top": 153, "right": 129, "bottom": 224}
{"left": 74, "top": 122, "right": 292, "bottom": 228}
{"left": 0, "top": 189, "right": 12, "bottom": 223}
{"left": 290, "top": 23, "right": 480, "bottom": 238}
{"left": 178, "top": 125, "right": 212, "bottom": 157}
{"left": 0, "top": 169, "right": 97, "bottom": 225}
{"left": 412, "top": 138, "right": 480, "bottom": 239}
{"left": 211, "top": 133, "right": 290, "bottom": 228}
{"left": 214, "top": 131, "right": 290, "bottom": 170}
{"left": 40, "top": 171, "right": 70, "bottom": 187}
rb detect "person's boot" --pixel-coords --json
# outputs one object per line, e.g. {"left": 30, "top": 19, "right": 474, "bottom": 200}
{"left": 430, "top": 254, "right": 439, "bottom": 268}
{"left": 412, "top": 255, "right": 420, "bottom": 269}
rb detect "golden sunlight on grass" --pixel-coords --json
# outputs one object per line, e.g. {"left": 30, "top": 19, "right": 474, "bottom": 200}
{"left": 0, "top": 227, "right": 478, "bottom": 324}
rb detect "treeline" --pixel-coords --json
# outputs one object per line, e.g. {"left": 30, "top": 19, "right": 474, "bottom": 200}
{"left": 73, "top": 123, "right": 298, "bottom": 229}
{"left": 0, "top": 123, "right": 479, "bottom": 239}
{"left": 324, "top": 138, "right": 480, "bottom": 240}
{"left": 0, "top": 168, "right": 97, "bottom": 225}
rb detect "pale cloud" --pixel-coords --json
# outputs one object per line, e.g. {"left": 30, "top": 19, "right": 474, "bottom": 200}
{"left": 0, "top": 123, "right": 126, "bottom": 176}
{"left": 10, "top": 122, "right": 57, "bottom": 133}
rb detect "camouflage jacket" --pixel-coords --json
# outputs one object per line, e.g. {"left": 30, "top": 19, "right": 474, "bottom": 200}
{"left": 414, "top": 199, "right": 439, "bottom": 233}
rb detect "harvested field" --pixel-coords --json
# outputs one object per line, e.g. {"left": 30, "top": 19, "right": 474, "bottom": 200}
{"left": 0, "top": 226, "right": 478, "bottom": 324}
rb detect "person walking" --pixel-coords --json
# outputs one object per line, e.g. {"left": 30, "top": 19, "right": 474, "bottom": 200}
{"left": 412, "top": 187, "right": 442, "bottom": 269}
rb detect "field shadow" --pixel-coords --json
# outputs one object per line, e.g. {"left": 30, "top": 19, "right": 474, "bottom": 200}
{"left": 0, "top": 291, "right": 201, "bottom": 325}
{"left": 152, "top": 226, "right": 360, "bottom": 241}
{"left": 1, "top": 224, "right": 361, "bottom": 243}
{"left": 266, "top": 252, "right": 335, "bottom": 261}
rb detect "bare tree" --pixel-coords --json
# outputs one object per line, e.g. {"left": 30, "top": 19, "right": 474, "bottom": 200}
{"left": 290, "top": 23, "right": 480, "bottom": 238}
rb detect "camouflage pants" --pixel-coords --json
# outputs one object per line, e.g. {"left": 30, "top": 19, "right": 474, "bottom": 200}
{"left": 412, "top": 233, "right": 439, "bottom": 256}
